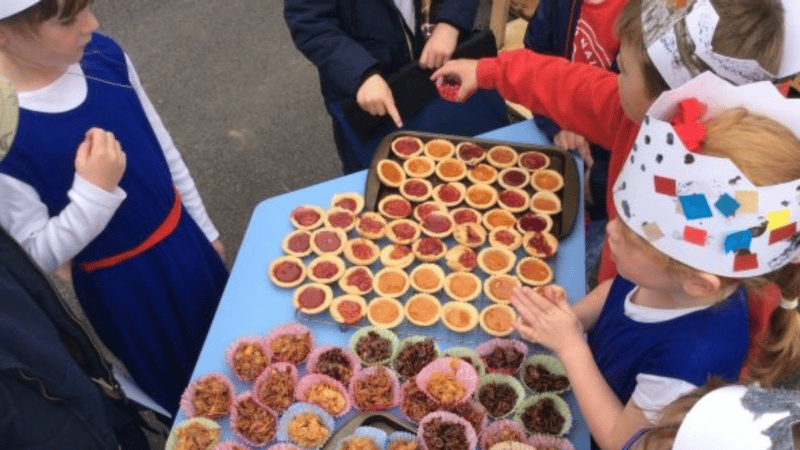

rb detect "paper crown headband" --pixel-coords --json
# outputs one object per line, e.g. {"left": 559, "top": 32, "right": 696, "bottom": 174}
{"left": 672, "top": 385, "right": 799, "bottom": 450}
{"left": 643, "top": 0, "right": 800, "bottom": 88}
{"left": 0, "top": 76, "right": 17, "bottom": 162}
{"left": 612, "top": 72, "right": 800, "bottom": 278}
{"left": 0, "top": 0, "right": 39, "bottom": 19}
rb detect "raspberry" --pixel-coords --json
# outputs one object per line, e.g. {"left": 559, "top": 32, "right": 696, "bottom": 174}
{"left": 437, "top": 75, "right": 461, "bottom": 102}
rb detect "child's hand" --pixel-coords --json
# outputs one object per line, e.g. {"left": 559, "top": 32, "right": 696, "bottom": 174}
{"left": 356, "top": 74, "right": 403, "bottom": 128}
{"left": 430, "top": 59, "right": 478, "bottom": 103}
{"left": 211, "top": 238, "right": 227, "bottom": 265}
{"left": 74, "top": 128, "right": 126, "bottom": 193}
{"left": 553, "top": 131, "right": 593, "bottom": 169}
{"left": 511, "top": 286, "right": 585, "bottom": 356}
{"left": 419, "top": 22, "right": 459, "bottom": 69}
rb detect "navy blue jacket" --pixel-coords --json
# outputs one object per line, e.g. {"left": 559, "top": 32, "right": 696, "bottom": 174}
{"left": 284, "top": 0, "right": 477, "bottom": 105}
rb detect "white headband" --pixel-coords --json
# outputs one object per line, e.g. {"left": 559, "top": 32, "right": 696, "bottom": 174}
{"left": 643, "top": 0, "right": 800, "bottom": 88}
{"left": 0, "top": 0, "right": 39, "bottom": 19}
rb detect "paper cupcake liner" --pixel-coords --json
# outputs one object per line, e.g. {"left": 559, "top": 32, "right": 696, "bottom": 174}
{"left": 264, "top": 324, "right": 315, "bottom": 367}
{"left": 294, "top": 374, "right": 353, "bottom": 418}
{"left": 392, "top": 335, "right": 441, "bottom": 379}
{"left": 443, "top": 347, "right": 486, "bottom": 377}
{"left": 519, "top": 354, "right": 570, "bottom": 394}
{"left": 227, "top": 335, "right": 272, "bottom": 383}
{"left": 398, "top": 377, "right": 438, "bottom": 424}
{"left": 335, "top": 426, "right": 389, "bottom": 450}
{"left": 487, "top": 443, "right": 536, "bottom": 450}
{"left": 476, "top": 339, "right": 529, "bottom": 375}
{"left": 180, "top": 372, "right": 235, "bottom": 419}
{"left": 215, "top": 441, "right": 253, "bottom": 450}
{"left": 277, "top": 403, "right": 335, "bottom": 450}
{"left": 307, "top": 345, "right": 361, "bottom": 386}
{"left": 415, "top": 357, "right": 478, "bottom": 405}
{"left": 476, "top": 374, "right": 526, "bottom": 419}
{"left": 514, "top": 393, "right": 572, "bottom": 437}
{"left": 166, "top": 417, "right": 222, "bottom": 450}
{"left": 254, "top": 362, "right": 299, "bottom": 414}
{"left": 348, "top": 325, "right": 399, "bottom": 366}
{"left": 349, "top": 366, "right": 401, "bottom": 411}
{"left": 418, "top": 411, "right": 478, "bottom": 450}
{"left": 444, "top": 400, "right": 489, "bottom": 436}
{"left": 265, "top": 444, "right": 303, "bottom": 450}
{"left": 387, "top": 431, "right": 420, "bottom": 450}
{"left": 480, "top": 420, "right": 528, "bottom": 450}
{"left": 230, "top": 391, "right": 279, "bottom": 447}
{"left": 527, "top": 434, "right": 576, "bottom": 450}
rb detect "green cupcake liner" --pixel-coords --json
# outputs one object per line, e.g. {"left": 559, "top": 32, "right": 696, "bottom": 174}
{"left": 392, "top": 335, "right": 442, "bottom": 379}
{"left": 477, "top": 373, "right": 526, "bottom": 419}
{"left": 514, "top": 393, "right": 572, "bottom": 437}
{"left": 519, "top": 353, "right": 570, "bottom": 394}
{"left": 443, "top": 346, "right": 486, "bottom": 377}
{"left": 349, "top": 325, "right": 399, "bottom": 366}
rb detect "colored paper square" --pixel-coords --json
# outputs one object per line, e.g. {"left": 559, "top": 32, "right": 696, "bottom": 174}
{"left": 769, "top": 222, "right": 797, "bottom": 244}
{"left": 735, "top": 191, "right": 758, "bottom": 213}
{"left": 683, "top": 226, "right": 707, "bottom": 246}
{"left": 767, "top": 209, "right": 790, "bottom": 230}
{"left": 654, "top": 175, "right": 677, "bottom": 196}
{"left": 714, "top": 194, "right": 739, "bottom": 217}
{"left": 733, "top": 253, "right": 758, "bottom": 272}
{"left": 724, "top": 230, "right": 752, "bottom": 253}
{"left": 642, "top": 222, "right": 664, "bottom": 241}
{"left": 679, "top": 194, "right": 713, "bottom": 220}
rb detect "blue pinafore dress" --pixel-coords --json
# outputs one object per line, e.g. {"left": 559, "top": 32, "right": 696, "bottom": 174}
{"left": 0, "top": 34, "right": 228, "bottom": 414}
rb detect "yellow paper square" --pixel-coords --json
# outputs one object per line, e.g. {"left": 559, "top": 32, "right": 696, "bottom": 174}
{"left": 642, "top": 222, "right": 664, "bottom": 241}
{"left": 735, "top": 191, "right": 758, "bottom": 214}
{"left": 767, "top": 209, "right": 790, "bottom": 230}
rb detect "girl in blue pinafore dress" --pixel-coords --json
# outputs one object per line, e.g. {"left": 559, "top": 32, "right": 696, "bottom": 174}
{"left": 0, "top": 27, "right": 228, "bottom": 414}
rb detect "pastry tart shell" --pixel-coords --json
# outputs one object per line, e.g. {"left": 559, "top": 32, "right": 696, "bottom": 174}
{"left": 292, "top": 282, "right": 334, "bottom": 315}
{"left": 367, "top": 297, "right": 405, "bottom": 329}
{"left": 330, "top": 192, "right": 365, "bottom": 215}
{"left": 409, "top": 263, "right": 446, "bottom": 294}
{"left": 373, "top": 267, "right": 411, "bottom": 298}
{"left": 443, "top": 272, "right": 482, "bottom": 302}
{"left": 379, "top": 244, "right": 415, "bottom": 269}
{"left": 404, "top": 294, "right": 442, "bottom": 327}
{"left": 403, "top": 155, "right": 436, "bottom": 178}
{"left": 355, "top": 212, "right": 387, "bottom": 240}
{"left": 479, "top": 304, "right": 517, "bottom": 337}
{"left": 391, "top": 136, "right": 425, "bottom": 159}
{"left": 343, "top": 238, "right": 381, "bottom": 266}
{"left": 488, "top": 226, "right": 523, "bottom": 252}
{"left": 484, "top": 274, "right": 522, "bottom": 303}
{"left": 310, "top": 227, "right": 348, "bottom": 256}
{"left": 435, "top": 158, "right": 467, "bottom": 182}
{"left": 465, "top": 183, "right": 498, "bottom": 210}
{"left": 487, "top": 146, "right": 518, "bottom": 169}
{"left": 516, "top": 256, "right": 554, "bottom": 286}
{"left": 339, "top": 266, "right": 374, "bottom": 296}
{"left": 290, "top": 205, "right": 326, "bottom": 231}
{"left": 323, "top": 207, "right": 356, "bottom": 232}
{"left": 377, "top": 159, "right": 406, "bottom": 187}
{"left": 423, "top": 138, "right": 455, "bottom": 160}
{"left": 306, "top": 255, "right": 346, "bottom": 284}
{"left": 442, "top": 302, "right": 480, "bottom": 333}
{"left": 530, "top": 191, "right": 562, "bottom": 215}
{"left": 269, "top": 255, "right": 307, "bottom": 288}
{"left": 281, "top": 229, "right": 313, "bottom": 258}
{"left": 385, "top": 219, "right": 422, "bottom": 245}
{"left": 478, "top": 247, "right": 517, "bottom": 275}
{"left": 330, "top": 294, "right": 368, "bottom": 325}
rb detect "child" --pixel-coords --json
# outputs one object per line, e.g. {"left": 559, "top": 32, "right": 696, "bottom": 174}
{"left": 432, "top": 0, "right": 798, "bottom": 283}
{"left": 509, "top": 74, "right": 800, "bottom": 450}
{"left": 0, "top": 0, "right": 228, "bottom": 414}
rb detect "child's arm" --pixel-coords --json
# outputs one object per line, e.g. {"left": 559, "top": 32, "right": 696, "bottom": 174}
{"left": 513, "top": 285, "right": 651, "bottom": 450}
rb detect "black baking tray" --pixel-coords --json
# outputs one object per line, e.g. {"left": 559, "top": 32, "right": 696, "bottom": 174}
{"left": 364, "top": 131, "right": 580, "bottom": 239}
{"left": 321, "top": 412, "right": 416, "bottom": 450}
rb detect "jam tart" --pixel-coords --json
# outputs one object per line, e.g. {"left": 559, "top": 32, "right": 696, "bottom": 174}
{"left": 373, "top": 267, "right": 411, "bottom": 298}
{"left": 489, "top": 226, "right": 523, "bottom": 252}
{"left": 282, "top": 229, "right": 313, "bottom": 257}
{"left": 432, "top": 182, "right": 466, "bottom": 207}
{"left": 385, "top": 219, "right": 422, "bottom": 245}
{"left": 339, "top": 266, "right": 374, "bottom": 296}
{"left": 412, "top": 237, "right": 447, "bottom": 262}
{"left": 487, "top": 145, "right": 518, "bottom": 169}
{"left": 409, "top": 263, "right": 446, "bottom": 294}
{"left": 392, "top": 136, "right": 425, "bottom": 159}
{"left": 377, "top": 159, "right": 406, "bottom": 187}
{"left": 414, "top": 201, "right": 448, "bottom": 223}
{"left": 465, "top": 183, "right": 498, "bottom": 210}
{"left": 310, "top": 227, "right": 348, "bottom": 256}
{"left": 516, "top": 212, "right": 554, "bottom": 234}
{"left": 367, "top": 297, "right": 405, "bottom": 329}
{"left": 445, "top": 244, "right": 478, "bottom": 272}
{"left": 324, "top": 207, "right": 356, "bottom": 232}
{"left": 455, "top": 141, "right": 487, "bottom": 165}
{"left": 442, "top": 302, "right": 479, "bottom": 333}
{"left": 330, "top": 192, "right": 365, "bottom": 215}
{"left": 290, "top": 205, "right": 325, "bottom": 231}
{"left": 355, "top": 212, "right": 387, "bottom": 240}
{"left": 485, "top": 274, "right": 522, "bottom": 303}
{"left": 404, "top": 294, "right": 442, "bottom": 327}
{"left": 479, "top": 304, "right": 517, "bottom": 337}
{"left": 435, "top": 158, "right": 467, "bottom": 182}
{"left": 451, "top": 206, "right": 481, "bottom": 225}
{"left": 453, "top": 223, "right": 487, "bottom": 248}
{"left": 516, "top": 257, "right": 554, "bottom": 286}
{"left": 293, "top": 282, "right": 334, "bottom": 315}
{"left": 307, "top": 255, "right": 346, "bottom": 283}
{"left": 497, "top": 188, "right": 530, "bottom": 214}
{"left": 467, "top": 163, "right": 498, "bottom": 185}
{"left": 400, "top": 178, "right": 433, "bottom": 202}
{"left": 518, "top": 150, "right": 550, "bottom": 171}
{"left": 531, "top": 169, "right": 564, "bottom": 192}
{"left": 379, "top": 244, "right": 415, "bottom": 269}
{"left": 269, "top": 256, "right": 306, "bottom": 288}
{"left": 379, "top": 194, "right": 413, "bottom": 220}
{"left": 482, "top": 208, "right": 517, "bottom": 230}
{"left": 443, "top": 272, "right": 482, "bottom": 302}
{"left": 530, "top": 191, "right": 562, "bottom": 215}
{"left": 498, "top": 167, "right": 530, "bottom": 190}
{"left": 344, "top": 238, "right": 381, "bottom": 265}
{"left": 403, "top": 155, "right": 436, "bottom": 178}
{"left": 420, "top": 211, "right": 455, "bottom": 239}
{"left": 330, "top": 295, "right": 368, "bottom": 325}
{"left": 423, "top": 138, "right": 455, "bottom": 160}
{"left": 478, "top": 247, "right": 517, "bottom": 275}
{"left": 522, "top": 231, "right": 559, "bottom": 259}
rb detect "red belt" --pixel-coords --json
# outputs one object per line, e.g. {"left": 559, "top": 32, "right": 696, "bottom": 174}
{"left": 79, "top": 189, "right": 182, "bottom": 273}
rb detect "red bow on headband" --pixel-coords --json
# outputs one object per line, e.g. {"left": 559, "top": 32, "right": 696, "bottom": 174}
{"left": 669, "top": 98, "right": 707, "bottom": 153}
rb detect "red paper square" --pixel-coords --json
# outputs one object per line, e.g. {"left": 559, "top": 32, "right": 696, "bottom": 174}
{"left": 683, "top": 226, "right": 707, "bottom": 246}
{"left": 734, "top": 253, "right": 759, "bottom": 272}
{"left": 769, "top": 222, "right": 797, "bottom": 244}
{"left": 654, "top": 175, "right": 677, "bottom": 196}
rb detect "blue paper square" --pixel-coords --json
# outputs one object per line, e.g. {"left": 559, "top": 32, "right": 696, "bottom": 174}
{"left": 724, "top": 230, "right": 752, "bottom": 253}
{"left": 679, "top": 194, "right": 713, "bottom": 220}
{"left": 714, "top": 194, "right": 740, "bottom": 217}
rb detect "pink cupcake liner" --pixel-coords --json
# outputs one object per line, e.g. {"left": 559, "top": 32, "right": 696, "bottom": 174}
{"left": 265, "top": 445, "right": 302, "bottom": 450}
{"left": 294, "top": 373, "right": 353, "bottom": 417}
{"left": 476, "top": 339, "right": 529, "bottom": 375}
{"left": 264, "top": 324, "right": 315, "bottom": 366}
{"left": 227, "top": 336, "right": 272, "bottom": 383}
{"left": 253, "top": 362, "right": 299, "bottom": 414}
{"left": 480, "top": 420, "right": 528, "bottom": 450}
{"left": 418, "top": 411, "right": 478, "bottom": 450}
{"left": 230, "top": 391, "right": 279, "bottom": 447}
{"left": 398, "top": 377, "right": 438, "bottom": 424}
{"left": 180, "top": 372, "right": 235, "bottom": 419}
{"left": 527, "top": 434, "right": 576, "bottom": 450}
{"left": 415, "top": 357, "right": 479, "bottom": 405}
{"left": 215, "top": 441, "right": 254, "bottom": 450}
{"left": 444, "top": 400, "right": 489, "bottom": 437}
{"left": 307, "top": 345, "right": 361, "bottom": 386}
{"left": 349, "top": 366, "right": 401, "bottom": 411}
